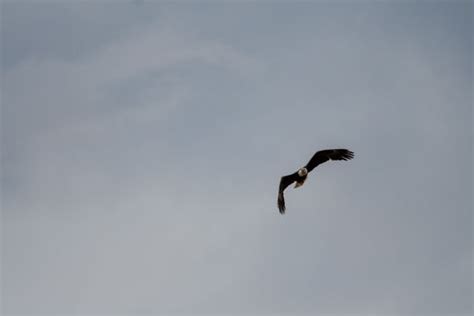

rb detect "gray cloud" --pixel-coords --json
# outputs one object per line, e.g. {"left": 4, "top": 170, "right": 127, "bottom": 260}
{"left": 2, "top": 1, "right": 472, "bottom": 315}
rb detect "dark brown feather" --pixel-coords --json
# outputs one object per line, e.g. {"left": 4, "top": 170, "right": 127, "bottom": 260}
{"left": 277, "top": 172, "right": 300, "bottom": 214}
{"left": 305, "top": 149, "right": 354, "bottom": 172}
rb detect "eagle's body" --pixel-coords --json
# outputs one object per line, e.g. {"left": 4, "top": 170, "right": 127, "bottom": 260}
{"left": 293, "top": 167, "right": 308, "bottom": 188}
{"left": 277, "top": 149, "right": 354, "bottom": 214}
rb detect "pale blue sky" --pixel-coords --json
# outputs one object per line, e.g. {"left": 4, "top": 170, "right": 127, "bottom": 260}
{"left": 1, "top": 1, "right": 472, "bottom": 315}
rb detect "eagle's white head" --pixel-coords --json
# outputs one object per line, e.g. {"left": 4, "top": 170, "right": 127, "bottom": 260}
{"left": 298, "top": 167, "right": 308, "bottom": 177}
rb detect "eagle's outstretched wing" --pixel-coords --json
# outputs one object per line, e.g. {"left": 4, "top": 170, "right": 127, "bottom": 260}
{"left": 305, "top": 149, "right": 354, "bottom": 173}
{"left": 278, "top": 172, "right": 299, "bottom": 214}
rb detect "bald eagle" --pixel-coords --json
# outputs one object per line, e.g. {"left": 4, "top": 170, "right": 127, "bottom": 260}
{"left": 277, "top": 149, "right": 354, "bottom": 214}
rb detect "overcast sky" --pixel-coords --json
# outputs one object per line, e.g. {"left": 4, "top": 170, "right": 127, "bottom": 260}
{"left": 1, "top": 1, "right": 472, "bottom": 315}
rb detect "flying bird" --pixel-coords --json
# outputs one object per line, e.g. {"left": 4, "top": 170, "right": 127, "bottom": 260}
{"left": 277, "top": 149, "right": 354, "bottom": 214}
